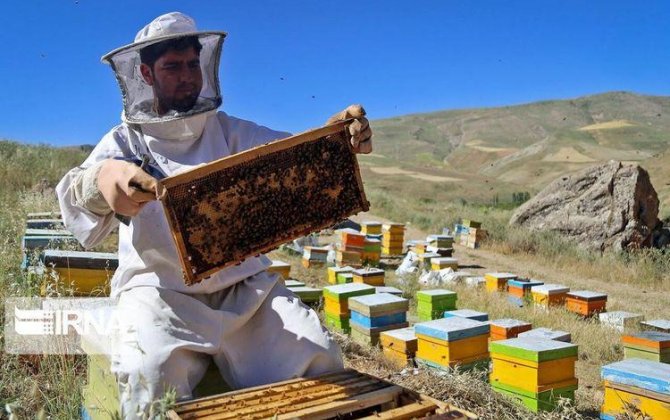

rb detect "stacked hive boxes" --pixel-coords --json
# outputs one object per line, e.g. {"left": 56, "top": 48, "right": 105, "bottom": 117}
{"left": 337, "top": 229, "right": 365, "bottom": 267}
{"left": 427, "top": 234, "right": 454, "bottom": 256}
{"left": 431, "top": 257, "right": 458, "bottom": 272}
{"left": 361, "top": 237, "right": 381, "bottom": 265}
{"left": 490, "top": 338, "right": 578, "bottom": 412}
{"left": 349, "top": 293, "right": 409, "bottom": 346}
{"left": 380, "top": 327, "right": 417, "bottom": 367}
{"left": 327, "top": 266, "right": 353, "bottom": 285}
{"left": 352, "top": 267, "right": 385, "bottom": 286}
{"left": 381, "top": 223, "right": 405, "bottom": 256}
{"left": 531, "top": 284, "right": 570, "bottom": 308}
{"left": 267, "top": 260, "right": 291, "bottom": 280}
{"left": 641, "top": 319, "right": 670, "bottom": 333}
{"left": 40, "top": 250, "right": 117, "bottom": 296}
{"left": 599, "top": 311, "right": 644, "bottom": 332}
{"left": 360, "top": 221, "right": 382, "bottom": 235}
{"left": 518, "top": 328, "right": 571, "bottom": 343}
{"left": 458, "top": 220, "right": 486, "bottom": 249}
{"left": 507, "top": 279, "right": 543, "bottom": 307}
{"left": 302, "top": 246, "right": 328, "bottom": 268}
{"left": 565, "top": 290, "right": 607, "bottom": 317}
{"left": 322, "top": 283, "right": 375, "bottom": 333}
{"left": 415, "top": 317, "right": 490, "bottom": 371}
{"left": 417, "top": 289, "right": 457, "bottom": 321}
{"left": 622, "top": 332, "right": 670, "bottom": 363}
{"left": 601, "top": 359, "right": 670, "bottom": 419}
{"left": 290, "top": 286, "right": 323, "bottom": 306}
{"left": 485, "top": 273, "right": 517, "bottom": 293}
{"left": 489, "top": 319, "right": 533, "bottom": 341}
{"left": 444, "top": 309, "right": 489, "bottom": 322}
{"left": 22, "top": 229, "right": 79, "bottom": 270}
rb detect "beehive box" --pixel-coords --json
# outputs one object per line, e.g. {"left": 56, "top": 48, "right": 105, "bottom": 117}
{"left": 599, "top": 311, "right": 644, "bottom": 332}
{"left": 284, "top": 279, "right": 305, "bottom": 288}
{"left": 352, "top": 267, "right": 385, "bottom": 286}
{"left": 380, "top": 327, "right": 417, "bottom": 367}
{"left": 291, "top": 286, "right": 323, "bottom": 305}
{"left": 40, "top": 250, "right": 118, "bottom": 296}
{"left": 166, "top": 369, "right": 477, "bottom": 419}
{"left": 531, "top": 284, "right": 569, "bottom": 307}
{"left": 641, "top": 319, "right": 670, "bottom": 333}
{"left": 267, "top": 260, "right": 291, "bottom": 279}
{"left": 348, "top": 293, "right": 409, "bottom": 318}
{"left": 484, "top": 273, "right": 517, "bottom": 292}
{"left": 351, "top": 321, "right": 410, "bottom": 347}
{"left": 444, "top": 309, "right": 489, "bottom": 322}
{"left": 159, "top": 121, "right": 369, "bottom": 284}
{"left": 360, "top": 221, "right": 382, "bottom": 235}
{"left": 416, "top": 289, "right": 457, "bottom": 321}
{"left": 489, "top": 319, "right": 533, "bottom": 341}
{"left": 337, "top": 272, "right": 354, "bottom": 284}
{"left": 26, "top": 218, "right": 65, "bottom": 230}
{"left": 414, "top": 317, "right": 490, "bottom": 370}
{"left": 622, "top": 331, "right": 670, "bottom": 363}
{"left": 374, "top": 286, "right": 403, "bottom": 296}
{"left": 328, "top": 266, "right": 353, "bottom": 284}
{"left": 601, "top": 359, "right": 670, "bottom": 419}
{"left": 489, "top": 338, "right": 578, "bottom": 412}
{"left": 518, "top": 328, "right": 571, "bottom": 343}
{"left": 507, "top": 279, "right": 543, "bottom": 307}
{"left": 565, "top": 290, "right": 607, "bottom": 316}
{"left": 431, "top": 257, "right": 458, "bottom": 271}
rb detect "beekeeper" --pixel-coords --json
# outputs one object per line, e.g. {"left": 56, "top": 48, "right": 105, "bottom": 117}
{"left": 55, "top": 12, "right": 372, "bottom": 419}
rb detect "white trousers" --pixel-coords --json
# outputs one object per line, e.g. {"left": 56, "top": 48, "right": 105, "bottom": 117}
{"left": 111, "top": 271, "right": 343, "bottom": 419}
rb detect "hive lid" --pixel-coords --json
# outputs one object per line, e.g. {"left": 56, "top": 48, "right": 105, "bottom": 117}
{"left": 323, "top": 283, "right": 375, "bottom": 300}
{"left": 531, "top": 284, "right": 570, "bottom": 295}
{"left": 489, "top": 337, "right": 578, "bottom": 362}
{"left": 601, "top": 359, "right": 670, "bottom": 395}
{"left": 566, "top": 290, "right": 607, "bottom": 301}
{"left": 517, "top": 328, "right": 571, "bottom": 343}
{"left": 414, "top": 317, "right": 489, "bottom": 342}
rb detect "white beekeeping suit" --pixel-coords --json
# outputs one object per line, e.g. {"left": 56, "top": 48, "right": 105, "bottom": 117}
{"left": 56, "top": 12, "right": 342, "bottom": 419}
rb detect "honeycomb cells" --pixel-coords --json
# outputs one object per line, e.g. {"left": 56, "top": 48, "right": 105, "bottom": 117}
{"left": 162, "top": 127, "right": 369, "bottom": 284}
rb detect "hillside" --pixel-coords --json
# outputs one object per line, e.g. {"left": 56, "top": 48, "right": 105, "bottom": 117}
{"left": 365, "top": 91, "right": 670, "bottom": 217}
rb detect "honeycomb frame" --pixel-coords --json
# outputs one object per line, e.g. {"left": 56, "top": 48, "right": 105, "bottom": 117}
{"left": 159, "top": 120, "right": 369, "bottom": 285}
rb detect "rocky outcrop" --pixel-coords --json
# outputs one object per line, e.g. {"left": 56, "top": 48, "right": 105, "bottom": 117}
{"left": 509, "top": 161, "right": 662, "bottom": 251}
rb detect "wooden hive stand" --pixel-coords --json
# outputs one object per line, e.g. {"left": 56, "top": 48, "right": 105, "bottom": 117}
{"left": 166, "top": 369, "right": 477, "bottom": 419}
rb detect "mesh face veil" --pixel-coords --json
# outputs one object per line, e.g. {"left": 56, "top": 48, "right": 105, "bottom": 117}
{"left": 101, "top": 12, "right": 226, "bottom": 126}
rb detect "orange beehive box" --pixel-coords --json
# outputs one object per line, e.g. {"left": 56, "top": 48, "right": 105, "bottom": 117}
{"left": 490, "top": 319, "right": 533, "bottom": 341}
{"left": 531, "top": 284, "right": 569, "bottom": 307}
{"left": 565, "top": 291, "right": 607, "bottom": 316}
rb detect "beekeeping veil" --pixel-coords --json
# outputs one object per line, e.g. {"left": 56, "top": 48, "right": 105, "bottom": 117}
{"left": 101, "top": 12, "right": 226, "bottom": 140}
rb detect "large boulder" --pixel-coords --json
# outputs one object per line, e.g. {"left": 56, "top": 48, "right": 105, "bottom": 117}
{"left": 509, "top": 161, "right": 661, "bottom": 251}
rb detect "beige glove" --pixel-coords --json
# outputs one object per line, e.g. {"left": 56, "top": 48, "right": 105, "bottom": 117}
{"left": 97, "top": 159, "right": 159, "bottom": 217}
{"left": 326, "top": 104, "right": 373, "bottom": 154}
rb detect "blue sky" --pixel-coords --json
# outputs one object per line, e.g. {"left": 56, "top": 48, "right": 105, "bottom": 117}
{"left": 2, "top": 1, "right": 669, "bottom": 146}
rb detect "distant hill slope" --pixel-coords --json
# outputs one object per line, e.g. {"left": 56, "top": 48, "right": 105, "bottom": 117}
{"left": 365, "top": 91, "right": 670, "bottom": 217}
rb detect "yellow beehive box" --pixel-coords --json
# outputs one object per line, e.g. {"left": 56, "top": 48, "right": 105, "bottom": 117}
{"left": 416, "top": 333, "right": 489, "bottom": 363}
{"left": 490, "top": 353, "right": 578, "bottom": 393}
{"left": 360, "top": 221, "right": 382, "bottom": 235}
{"left": 382, "top": 346, "right": 413, "bottom": 367}
{"left": 602, "top": 381, "right": 670, "bottom": 419}
{"left": 380, "top": 327, "right": 417, "bottom": 355}
{"left": 267, "top": 260, "right": 291, "bottom": 279}
{"left": 484, "top": 272, "right": 517, "bottom": 292}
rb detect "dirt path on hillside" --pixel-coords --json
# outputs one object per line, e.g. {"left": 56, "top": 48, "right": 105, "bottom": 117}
{"left": 351, "top": 212, "right": 670, "bottom": 318}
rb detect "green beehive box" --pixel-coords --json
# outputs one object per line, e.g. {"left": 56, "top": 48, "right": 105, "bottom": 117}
{"left": 336, "top": 272, "right": 354, "bottom": 284}
{"left": 324, "top": 312, "right": 351, "bottom": 333}
{"left": 291, "top": 286, "right": 322, "bottom": 304}
{"left": 417, "top": 289, "right": 457, "bottom": 304}
{"left": 489, "top": 338, "right": 578, "bottom": 362}
{"left": 491, "top": 381, "right": 577, "bottom": 412}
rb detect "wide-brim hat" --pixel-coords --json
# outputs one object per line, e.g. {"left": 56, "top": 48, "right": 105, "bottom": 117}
{"left": 101, "top": 12, "right": 226, "bottom": 64}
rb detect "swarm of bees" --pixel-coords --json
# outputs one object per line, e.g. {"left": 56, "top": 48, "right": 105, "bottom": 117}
{"left": 161, "top": 123, "right": 369, "bottom": 285}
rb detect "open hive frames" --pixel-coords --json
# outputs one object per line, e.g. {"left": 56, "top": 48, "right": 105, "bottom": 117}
{"left": 159, "top": 121, "right": 369, "bottom": 284}
{"left": 166, "top": 369, "right": 477, "bottom": 419}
